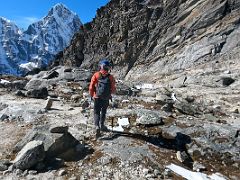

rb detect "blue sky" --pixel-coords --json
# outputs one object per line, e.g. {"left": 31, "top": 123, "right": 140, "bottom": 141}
{"left": 0, "top": 0, "right": 109, "bottom": 30}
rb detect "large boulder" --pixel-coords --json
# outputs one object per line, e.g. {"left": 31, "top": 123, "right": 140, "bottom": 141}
{"left": 26, "top": 87, "right": 48, "bottom": 99}
{"left": 4, "top": 80, "right": 28, "bottom": 90}
{"left": 13, "top": 140, "right": 45, "bottom": 170}
{"left": 14, "top": 125, "right": 79, "bottom": 160}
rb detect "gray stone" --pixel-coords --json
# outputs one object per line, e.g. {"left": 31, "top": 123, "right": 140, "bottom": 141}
{"left": 58, "top": 169, "right": 67, "bottom": 176}
{"left": 0, "top": 162, "right": 8, "bottom": 171}
{"left": 155, "top": 94, "right": 172, "bottom": 104}
{"left": 15, "top": 169, "right": 23, "bottom": 176}
{"left": 15, "top": 90, "right": 26, "bottom": 97}
{"left": 193, "top": 161, "right": 206, "bottom": 172}
{"left": 44, "top": 98, "right": 53, "bottom": 110}
{"left": 50, "top": 125, "right": 69, "bottom": 134}
{"left": 3, "top": 170, "right": 11, "bottom": 176}
{"left": 174, "top": 101, "right": 201, "bottom": 116}
{"left": 22, "top": 170, "right": 28, "bottom": 176}
{"left": 71, "top": 94, "right": 82, "bottom": 103}
{"left": 221, "top": 77, "right": 235, "bottom": 86}
{"left": 13, "top": 140, "right": 45, "bottom": 170}
{"left": 14, "top": 125, "right": 79, "bottom": 160}
{"left": 116, "top": 83, "right": 133, "bottom": 96}
{"left": 0, "top": 114, "right": 8, "bottom": 121}
{"left": 4, "top": 80, "right": 28, "bottom": 90}
{"left": 42, "top": 70, "right": 59, "bottom": 79}
{"left": 176, "top": 151, "right": 189, "bottom": 163}
{"left": 28, "top": 170, "right": 38, "bottom": 175}
{"left": 26, "top": 87, "right": 48, "bottom": 99}
{"left": 99, "top": 156, "right": 112, "bottom": 165}
{"left": 136, "top": 110, "right": 163, "bottom": 125}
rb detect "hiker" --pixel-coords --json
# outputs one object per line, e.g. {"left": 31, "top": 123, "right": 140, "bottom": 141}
{"left": 89, "top": 59, "right": 116, "bottom": 138}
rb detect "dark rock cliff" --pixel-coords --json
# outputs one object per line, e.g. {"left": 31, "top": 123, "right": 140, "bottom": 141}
{"left": 55, "top": 0, "right": 240, "bottom": 81}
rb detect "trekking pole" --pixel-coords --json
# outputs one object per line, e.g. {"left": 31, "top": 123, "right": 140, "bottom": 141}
{"left": 111, "top": 117, "right": 114, "bottom": 132}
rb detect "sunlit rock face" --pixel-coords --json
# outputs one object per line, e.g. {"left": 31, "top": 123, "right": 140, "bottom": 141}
{"left": 56, "top": 0, "right": 240, "bottom": 81}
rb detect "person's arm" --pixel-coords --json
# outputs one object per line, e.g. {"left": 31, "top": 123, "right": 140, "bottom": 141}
{"left": 89, "top": 73, "right": 98, "bottom": 97}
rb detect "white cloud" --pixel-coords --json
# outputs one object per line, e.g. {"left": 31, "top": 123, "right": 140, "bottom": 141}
{"left": 13, "top": 16, "right": 39, "bottom": 30}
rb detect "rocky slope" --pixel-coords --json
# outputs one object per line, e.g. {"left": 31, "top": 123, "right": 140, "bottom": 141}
{"left": 0, "top": 3, "right": 81, "bottom": 76}
{"left": 0, "top": 0, "right": 240, "bottom": 179}
{"left": 0, "top": 66, "right": 239, "bottom": 179}
{"left": 56, "top": 0, "right": 240, "bottom": 80}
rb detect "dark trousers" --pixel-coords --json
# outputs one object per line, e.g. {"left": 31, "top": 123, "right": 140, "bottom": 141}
{"left": 94, "top": 98, "right": 109, "bottom": 128}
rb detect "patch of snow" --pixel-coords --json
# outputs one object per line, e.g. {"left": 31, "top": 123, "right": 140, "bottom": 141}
{"left": 112, "top": 117, "right": 129, "bottom": 132}
{"left": 19, "top": 62, "right": 39, "bottom": 72}
{"left": 0, "top": 79, "right": 10, "bottom": 84}
{"left": 166, "top": 164, "right": 227, "bottom": 180}
{"left": 135, "top": 83, "right": 155, "bottom": 90}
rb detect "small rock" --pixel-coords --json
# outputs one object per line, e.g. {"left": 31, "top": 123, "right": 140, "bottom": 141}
{"left": 50, "top": 125, "right": 69, "bottom": 134}
{"left": 0, "top": 114, "right": 8, "bottom": 121}
{"left": 143, "top": 168, "right": 150, "bottom": 175}
{"left": 71, "top": 94, "right": 81, "bottom": 103}
{"left": 44, "top": 98, "right": 53, "bottom": 110}
{"left": 0, "top": 160, "right": 9, "bottom": 171}
{"left": 15, "top": 90, "right": 26, "bottom": 97}
{"left": 193, "top": 161, "right": 206, "bottom": 172}
{"left": 22, "top": 170, "right": 28, "bottom": 176}
{"left": 146, "top": 174, "right": 155, "bottom": 178}
{"left": 15, "top": 169, "right": 23, "bottom": 176}
{"left": 28, "top": 170, "right": 38, "bottom": 175}
{"left": 58, "top": 169, "right": 67, "bottom": 176}
{"left": 233, "top": 109, "right": 239, "bottom": 114}
{"left": 153, "top": 169, "right": 161, "bottom": 176}
{"left": 235, "top": 130, "right": 239, "bottom": 138}
{"left": 176, "top": 151, "right": 189, "bottom": 163}
{"left": 223, "top": 70, "right": 231, "bottom": 74}
{"left": 68, "top": 177, "right": 77, "bottom": 180}
{"left": 163, "top": 168, "right": 172, "bottom": 178}
{"left": 7, "top": 165, "right": 14, "bottom": 172}
{"left": 3, "top": 170, "right": 11, "bottom": 176}
{"left": 99, "top": 157, "right": 111, "bottom": 165}
{"left": 0, "top": 164, "right": 8, "bottom": 171}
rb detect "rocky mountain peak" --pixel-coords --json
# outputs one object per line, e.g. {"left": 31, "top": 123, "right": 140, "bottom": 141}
{"left": 0, "top": 3, "right": 81, "bottom": 76}
{"left": 47, "top": 3, "right": 78, "bottom": 22}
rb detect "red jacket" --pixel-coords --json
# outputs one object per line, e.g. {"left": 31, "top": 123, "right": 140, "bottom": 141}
{"left": 89, "top": 70, "right": 116, "bottom": 98}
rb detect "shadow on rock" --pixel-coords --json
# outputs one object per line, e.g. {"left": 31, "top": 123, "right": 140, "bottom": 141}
{"left": 101, "top": 131, "right": 193, "bottom": 168}
{"left": 11, "top": 125, "right": 94, "bottom": 172}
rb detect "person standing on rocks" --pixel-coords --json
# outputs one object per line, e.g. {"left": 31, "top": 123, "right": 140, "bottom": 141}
{"left": 89, "top": 59, "right": 116, "bottom": 138}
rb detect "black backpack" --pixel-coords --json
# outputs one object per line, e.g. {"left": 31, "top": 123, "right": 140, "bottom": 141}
{"left": 96, "top": 72, "right": 111, "bottom": 99}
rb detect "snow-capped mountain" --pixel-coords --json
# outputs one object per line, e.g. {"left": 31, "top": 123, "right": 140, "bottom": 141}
{"left": 0, "top": 3, "right": 82, "bottom": 76}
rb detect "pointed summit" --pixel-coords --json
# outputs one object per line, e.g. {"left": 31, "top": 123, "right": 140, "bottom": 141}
{"left": 0, "top": 3, "right": 82, "bottom": 75}
{"left": 47, "top": 3, "right": 76, "bottom": 19}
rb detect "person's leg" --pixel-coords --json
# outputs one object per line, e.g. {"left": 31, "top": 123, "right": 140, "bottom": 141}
{"left": 94, "top": 98, "right": 101, "bottom": 128}
{"left": 100, "top": 99, "right": 109, "bottom": 130}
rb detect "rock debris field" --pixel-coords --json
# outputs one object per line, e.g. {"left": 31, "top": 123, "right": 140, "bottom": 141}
{"left": 0, "top": 66, "right": 239, "bottom": 180}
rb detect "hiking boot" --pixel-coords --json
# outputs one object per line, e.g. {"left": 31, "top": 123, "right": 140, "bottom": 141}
{"left": 95, "top": 127, "right": 101, "bottom": 139}
{"left": 100, "top": 125, "right": 109, "bottom": 132}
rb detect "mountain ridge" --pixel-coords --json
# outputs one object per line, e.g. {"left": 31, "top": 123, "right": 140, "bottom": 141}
{"left": 55, "top": 0, "right": 240, "bottom": 82}
{"left": 0, "top": 3, "right": 82, "bottom": 76}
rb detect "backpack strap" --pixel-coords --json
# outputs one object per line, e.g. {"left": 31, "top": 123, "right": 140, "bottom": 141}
{"left": 98, "top": 72, "right": 110, "bottom": 79}
{"left": 98, "top": 72, "right": 102, "bottom": 79}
